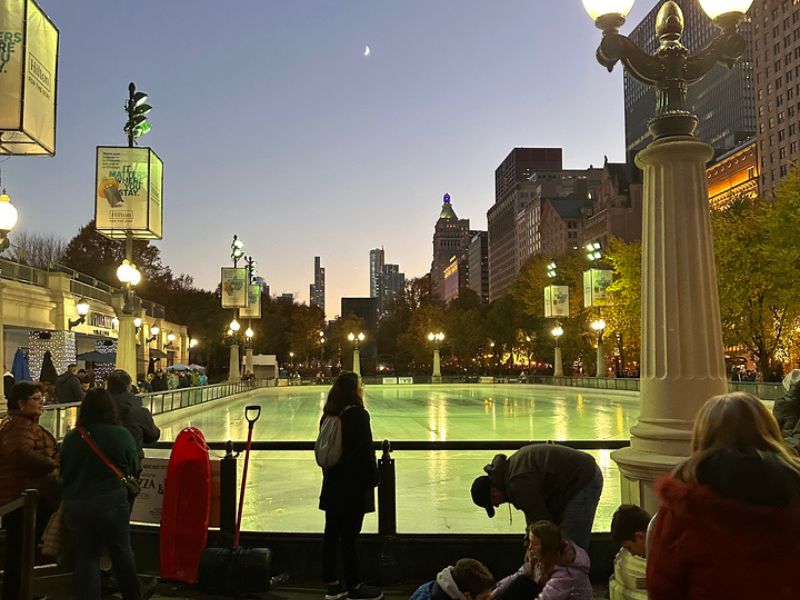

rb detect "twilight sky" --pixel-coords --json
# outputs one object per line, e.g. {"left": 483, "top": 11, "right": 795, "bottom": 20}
{"left": 4, "top": 0, "right": 652, "bottom": 316}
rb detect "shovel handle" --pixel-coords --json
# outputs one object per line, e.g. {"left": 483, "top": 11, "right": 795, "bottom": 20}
{"left": 245, "top": 405, "right": 261, "bottom": 427}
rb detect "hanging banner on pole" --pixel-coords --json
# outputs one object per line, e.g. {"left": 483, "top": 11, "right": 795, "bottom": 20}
{"left": 544, "top": 285, "right": 569, "bottom": 318}
{"left": 95, "top": 146, "right": 163, "bottom": 240}
{"left": 239, "top": 283, "right": 262, "bottom": 319}
{"left": 221, "top": 267, "right": 248, "bottom": 308}
{"left": 583, "top": 269, "right": 613, "bottom": 307}
{"left": 0, "top": 0, "right": 59, "bottom": 156}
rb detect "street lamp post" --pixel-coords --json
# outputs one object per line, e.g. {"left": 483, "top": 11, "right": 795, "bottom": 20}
{"left": 427, "top": 331, "right": 445, "bottom": 381}
{"left": 116, "top": 256, "right": 142, "bottom": 379}
{"left": 583, "top": 0, "right": 750, "bottom": 508}
{"left": 0, "top": 190, "right": 19, "bottom": 379}
{"left": 228, "top": 318, "right": 241, "bottom": 382}
{"left": 245, "top": 327, "right": 254, "bottom": 377}
{"left": 591, "top": 318, "right": 607, "bottom": 378}
{"left": 347, "top": 332, "right": 365, "bottom": 376}
{"left": 551, "top": 325, "right": 564, "bottom": 377}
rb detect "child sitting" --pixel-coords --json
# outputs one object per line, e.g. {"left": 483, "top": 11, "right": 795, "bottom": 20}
{"left": 494, "top": 520, "right": 592, "bottom": 600}
{"left": 608, "top": 504, "right": 651, "bottom": 600}
{"left": 409, "top": 558, "right": 495, "bottom": 600}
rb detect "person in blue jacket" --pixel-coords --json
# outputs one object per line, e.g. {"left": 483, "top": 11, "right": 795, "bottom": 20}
{"left": 410, "top": 559, "right": 495, "bottom": 600}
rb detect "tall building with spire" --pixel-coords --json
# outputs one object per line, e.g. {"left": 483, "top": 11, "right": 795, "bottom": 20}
{"left": 430, "top": 193, "right": 471, "bottom": 301}
{"left": 309, "top": 256, "right": 325, "bottom": 316}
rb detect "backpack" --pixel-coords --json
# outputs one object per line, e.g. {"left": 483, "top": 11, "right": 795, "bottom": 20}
{"left": 315, "top": 405, "right": 356, "bottom": 469}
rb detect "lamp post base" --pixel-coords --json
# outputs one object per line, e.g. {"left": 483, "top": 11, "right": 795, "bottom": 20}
{"left": 116, "top": 314, "right": 138, "bottom": 379}
{"left": 553, "top": 347, "right": 563, "bottom": 377}
{"left": 353, "top": 348, "right": 361, "bottom": 376}
{"left": 612, "top": 135, "right": 727, "bottom": 514}
{"left": 228, "top": 344, "right": 241, "bottom": 382}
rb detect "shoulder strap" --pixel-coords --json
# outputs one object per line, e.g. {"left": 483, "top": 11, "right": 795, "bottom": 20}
{"left": 78, "top": 426, "right": 125, "bottom": 479}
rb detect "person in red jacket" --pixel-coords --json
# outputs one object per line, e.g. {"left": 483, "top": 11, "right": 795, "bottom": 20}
{"left": 647, "top": 392, "right": 800, "bottom": 600}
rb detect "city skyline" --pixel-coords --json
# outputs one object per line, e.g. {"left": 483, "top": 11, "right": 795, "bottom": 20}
{"left": 2, "top": 1, "right": 653, "bottom": 310}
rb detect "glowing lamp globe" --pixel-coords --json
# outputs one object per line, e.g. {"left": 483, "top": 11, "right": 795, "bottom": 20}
{"left": 245, "top": 327, "right": 254, "bottom": 338}
{"left": 167, "top": 333, "right": 176, "bottom": 343}
{"left": 133, "top": 317, "right": 143, "bottom": 328}
{"left": 111, "top": 316, "right": 119, "bottom": 328}
{"left": 348, "top": 333, "right": 355, "bottom": 342}
{"left": 581, "top": 0, "right": 636, "bottom": 20}
{"left": 150, "top": 326, "right": 160, "bottom": 336}
{"left": 189, "top": 338, "right": 198, "bottom": 348}
{"left": 357, "top": 332, "right": 365, "bottom": 342}
{"left": 230, "top": 319, "right": 241, "bottom": 332}
{"left": 76, "top": 299, "right": 90, "bottom": 317}
{"left": 129, "top": 265, "right": 142, "bottom": 287}
{"left": 428, "top": 332, "right": 435, "bottom": 341}
{"left": 0, "top": 193, "right": 19, "bottom": 232}
{"left": 116, "top": 259, "right": 135, "bottom": 283}
{"left": 698, "top": 0, "right": 753, "bottom": 20}
{"left": 551, "top": 326, "right": 564, "bottom": 339}
{"left": 438, "top": 333, "right": 445, "bottom": 341}
{"left": 591, "top": 319, "right": 607, "bottom": 332}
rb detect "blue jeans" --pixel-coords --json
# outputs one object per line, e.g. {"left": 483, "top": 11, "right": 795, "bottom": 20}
{"left": 63, "top": 487, "right": 140, "bottom": 600}
{"left": 560, "top": 464, "right": 603, "bottom": 550}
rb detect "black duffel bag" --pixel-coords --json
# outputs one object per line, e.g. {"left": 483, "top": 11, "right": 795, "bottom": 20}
{"left": 198, "top": 546, "right": 273, "bottom": 595}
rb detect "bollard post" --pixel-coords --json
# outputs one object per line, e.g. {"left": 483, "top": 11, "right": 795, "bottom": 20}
{"left": 219, "top": 440, "right": 237, "bottom": 547}
{"left": 377, "top": 440, "right": 397, "bottom": 584}
{"left": 20, "top": 489, "right": 39, "bottom": 600}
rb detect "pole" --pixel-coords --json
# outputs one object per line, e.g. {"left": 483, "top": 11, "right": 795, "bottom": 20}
{"left": 229, "top": 343, "right": 241, "bottom": 382}
{"left": 553, "top": 341, "right": 563, "bottom": 377}
{"left": 432, "top": 347, "right": 441, "bottom": 381}
{"left": 378, "top": 440, "right": 397, "bottom": 584}
{"left": 352, "top": 347, "right": 361, "bottom": 376}
{"left": 596, "top": 332, "right": 606, "bottom": 378}
{"left": 219, "top": 441, "right": 237, "bottom": 546}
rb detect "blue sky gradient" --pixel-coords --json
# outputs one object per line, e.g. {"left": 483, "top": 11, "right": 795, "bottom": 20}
{"left": 4, "top": 1, "right": 653, "bottom": 314}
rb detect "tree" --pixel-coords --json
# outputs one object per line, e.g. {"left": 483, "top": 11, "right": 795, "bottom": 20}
{"left": 6, "top": 231, "right": 66, "bottom": 268}
{"left": 604, "top": 237, "right": 642, "bottom": 373}
{"left": 712, "top": 172, "right": 800, "bottom": 380}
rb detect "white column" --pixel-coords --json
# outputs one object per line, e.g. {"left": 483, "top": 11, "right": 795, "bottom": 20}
{"left": 352, "top": 348, "right": 361, "bottom": 376}
{"left": 596, "top": 337, "right": 606, "bottom": 378}
{"left": 553, "top": 346, "right": 563, "bottom": 377}
{"left": 612, "top": 136, "right": 728, "bottom": 512}
{"left": 432, "top": 348, "right": 441, "bottom": 380}
{"left": 228, "top": 343, "right": 241, "bottom": 382}
{"left": 246, "top": 347, "right": 253, "bottom": 376}
{"left": 116, "top": 314, "right": 137, "bottom": 378}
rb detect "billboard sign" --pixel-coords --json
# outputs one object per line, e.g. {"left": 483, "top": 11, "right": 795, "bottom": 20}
{"left": 221, "top": 267, "right": 248, "bottom": 308}
{"left": 95, "top": 146, "right": 163, "bottom": 240}
{"left": 0, "top": 0, "right": 59, "bottom": 156}
{"left": 239, "top": 283, "right": 262, "bottom": 319}
{"left": 583, "top": 269, "right": 613, "bottom": 307}
{"left": 544, "top": 285, "right": 570, "bottom": 318}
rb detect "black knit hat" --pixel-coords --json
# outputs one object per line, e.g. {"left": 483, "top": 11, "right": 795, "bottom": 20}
{"left": 471, "top": 475, "right": 495, "bottom": 518}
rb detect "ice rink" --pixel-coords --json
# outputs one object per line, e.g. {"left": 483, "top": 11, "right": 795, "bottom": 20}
{"left": 153, "top": 384, "right": 640, "bottom": 535}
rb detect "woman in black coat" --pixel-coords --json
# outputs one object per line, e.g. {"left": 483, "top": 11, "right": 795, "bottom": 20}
{"left": 318, "top": 372, "right": 382, "bottom": 600}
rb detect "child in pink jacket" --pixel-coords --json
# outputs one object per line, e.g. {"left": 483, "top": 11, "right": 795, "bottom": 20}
{"left": 494, "top": 521, "right": 592, "bottom": 600}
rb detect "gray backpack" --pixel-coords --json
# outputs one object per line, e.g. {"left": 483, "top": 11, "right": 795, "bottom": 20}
{"left": 315, "top": 405, "right": 356, "bottom": 468}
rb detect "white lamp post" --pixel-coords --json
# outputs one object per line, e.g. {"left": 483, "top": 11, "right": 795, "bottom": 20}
{"left": 115, "top": 259, "right": 143, "bottom": 379}
{"left": 0, "top": 191, "right": 18, "bottom": 380}
{"left": 348, "top": 332, "right": 365, "bottom": 376}
{"left": 227, "top": 318, "right": 241, "bottom": 382}
{"left": 428, "top": 331, "right": 445, "bottom": 381}
{"left": 245, "top": 327, "right": 254, "bottom": 377}
{"left": 551, "top": 325, "right": 564, "bottom": 377}
{"left": 583, "top": 0, "right": 751, "bottom": 510}
{"left": 591, "top": 318, "right": 607, "bottom": 378}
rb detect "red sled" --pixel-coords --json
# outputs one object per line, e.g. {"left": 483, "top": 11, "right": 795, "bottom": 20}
{"left": 160, "top": 427, "right": 211, "bottom": 583}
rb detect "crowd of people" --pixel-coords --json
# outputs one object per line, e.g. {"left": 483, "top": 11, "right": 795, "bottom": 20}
{"left": 2, "top": 367, "right": 800, "bottom": 599}
{"left": 317, "top": 370, "right": 800, "bottom": 600}
{"left": 0, "top": 369, "right": 161, "bottom": 600}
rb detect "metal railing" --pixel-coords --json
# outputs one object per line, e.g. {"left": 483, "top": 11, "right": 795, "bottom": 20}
{"left": 0, "top": 257, "right": 49, "bottom": 286}
{"left": 0, "top": 489, "right": 39, "bottom": 600}
{"left": 146, "top": 438, "right": 629, "bottom": 538}
{"left": 38, "top": 379, "right": 269, "bottom": 440}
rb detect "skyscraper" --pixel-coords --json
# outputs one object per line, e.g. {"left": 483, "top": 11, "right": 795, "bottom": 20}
{"left": 487, "top": 148, "right": 563, "bottom": 302}
{"left": 430, "top": 194, "right": 471, "bottom": 301}
{"left": 468, "top": 231, "right": 489, "bottom": 303}
{"left": 380, "top": 264, "right": 405, "bottom": 314}
{"left": 369, "top": 248, "right": 384, "bottom": 301}
{"left": 309, "top": 256, "right": 325, "bottom": 315}
{"left": 751, "top": 0, "right": 799, "bottom": 194}
{"left": 624, "top": 0, "right": 755, "bottom": 157}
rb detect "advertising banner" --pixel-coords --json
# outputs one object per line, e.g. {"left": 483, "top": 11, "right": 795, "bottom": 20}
{"left": 381, "top": 377, "right": 398, "bottom": 385}
{"left": 583, "top": 269, "right": 613, "bottom": 307}
{"left": 544, "top": 285, "right": 570, "bottom": 318}
{"left": 239, "top": 283, "right": 262, "bottom": 319}
{"left": 0, "top": 0, "right": 58, "bottom": 155}
{"left": 221, "top": 267, "right": 248, "bottom": 308}
{"left": 95, "top": 146, "right": 163, "bottom": 240}
{"left": 131, "top": 458, "right": 220, "bottom": 526}
{"left": 398, "top": 377, "right": 414, "bottom": 385}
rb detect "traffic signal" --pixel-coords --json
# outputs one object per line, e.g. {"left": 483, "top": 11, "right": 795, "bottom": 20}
{"left": 124, "top": 82, "right": 152, "bottom": 145}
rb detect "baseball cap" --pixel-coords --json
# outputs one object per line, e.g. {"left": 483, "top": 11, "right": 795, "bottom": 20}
{"left": 471, "top": 475, "right": 495, "bottom": 518}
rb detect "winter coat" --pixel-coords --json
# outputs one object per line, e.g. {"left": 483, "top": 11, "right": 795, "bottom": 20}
{"left": 409, "top": 566, "right": 473, "bottom": 600}
{"left": 54, "top": 371, "right": 84, "bottom": 404}
{"left": 647, "top": 449, "right": 800, "bottom": 600}
{"left": 319, "top": 405, "right": 379, "bottom": 514}
{"left": 773, "top": 382, "right": 800, "bottom": 448}
{"left": 109, "top": 391, "right": 160, "bottom": 460}
{"left": 0, "top": 411, "right": 59, "bottom": 507}
{"left": 485, "top": 444, "right": 597, "bottom": 525}
{"left": 495, "top": 541, "right": 592, "bottom": 600}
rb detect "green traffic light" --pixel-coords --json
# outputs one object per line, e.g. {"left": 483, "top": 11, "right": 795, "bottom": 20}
{"left": 134, "top": 122, "right": 152, "bottom": 138}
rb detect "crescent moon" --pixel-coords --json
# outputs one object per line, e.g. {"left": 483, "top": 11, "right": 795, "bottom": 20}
{"left": 364, "top": 45, "right": 371, "bottom": 56}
